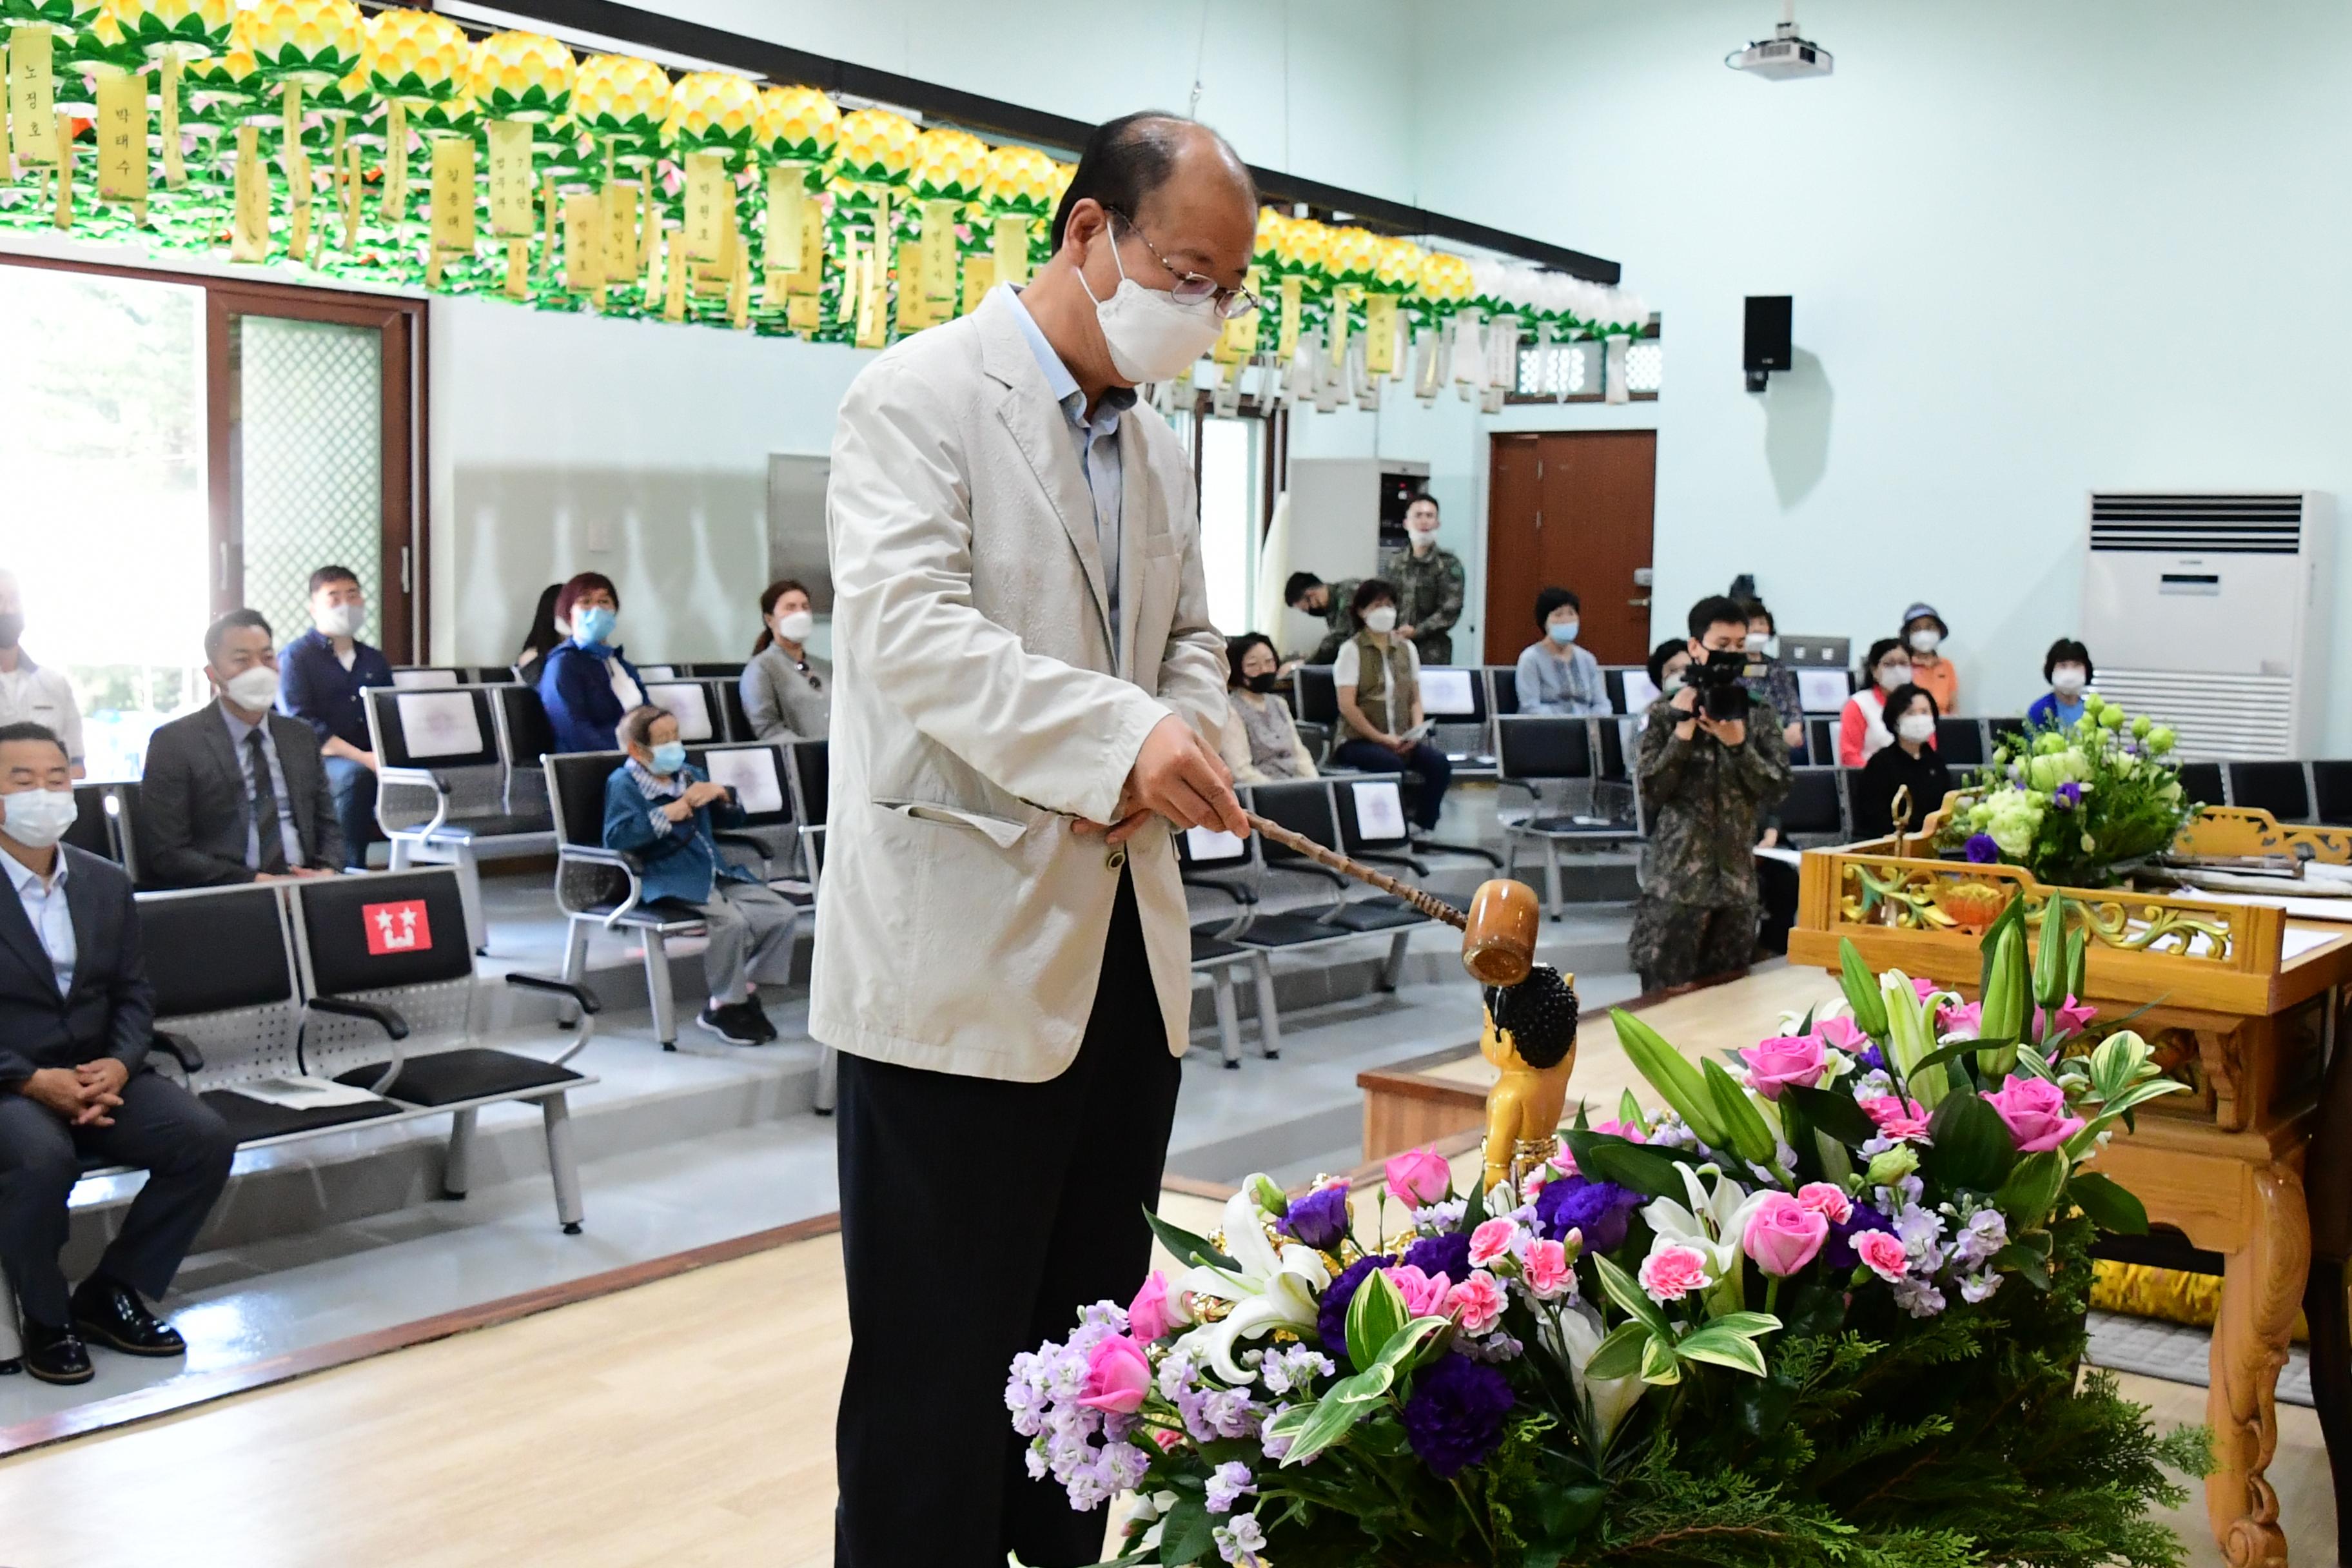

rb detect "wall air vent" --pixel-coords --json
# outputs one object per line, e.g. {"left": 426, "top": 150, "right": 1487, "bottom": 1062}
{"left": 2088, "top": 493, "right": 2305, "bottom": 554}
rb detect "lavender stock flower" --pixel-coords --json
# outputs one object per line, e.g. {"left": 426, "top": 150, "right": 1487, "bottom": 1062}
{"left": 1206, "top": 1460, "right": 1256, "bottom": 1514}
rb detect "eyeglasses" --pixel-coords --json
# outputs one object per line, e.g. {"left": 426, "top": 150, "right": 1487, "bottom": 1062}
{"left": 1106, "top": 207, "right": 1260, "bottom": 320}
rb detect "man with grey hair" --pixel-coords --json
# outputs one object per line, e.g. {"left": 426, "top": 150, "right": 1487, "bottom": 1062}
{"left": 821, "top": 111, "right": 1258, "bottom": 1565}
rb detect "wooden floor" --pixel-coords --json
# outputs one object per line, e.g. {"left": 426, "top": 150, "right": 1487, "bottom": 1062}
{"left": 0, "top": 1198, "right": 2333, "bottom": 1566}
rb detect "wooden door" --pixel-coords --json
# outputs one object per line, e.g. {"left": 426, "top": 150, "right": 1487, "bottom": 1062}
{"left": 1483, "top": 430, "right": 1656, "bottom": 667}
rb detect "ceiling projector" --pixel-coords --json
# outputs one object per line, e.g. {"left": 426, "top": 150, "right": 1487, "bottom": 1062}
{"left": 1727, "top": 4, "right": 1833, "bottom": 79}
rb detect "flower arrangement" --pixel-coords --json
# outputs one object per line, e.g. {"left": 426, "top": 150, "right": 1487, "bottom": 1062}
{"left": 1934, "top": 692, "right": 2197, "bottom": 888}
{"left": 1011, "top": 904, "right": 2207, "bottom": 1567}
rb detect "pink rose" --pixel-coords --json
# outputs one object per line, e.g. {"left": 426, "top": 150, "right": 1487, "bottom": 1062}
{"left": 1128, "top": 1271, "right": 1174, "bottom": 1342}
{"left": 1796, "top": 1182, "right": 1853, "bottom": 1226}
{"left": 1912, "top": 976, "right": 1941, "bottom": 999}
{"left": 1936, "top": 999, "right": 1984, "bottom": 1038}
{"left": 1384, "top": 1147, "right": 1453, "bottom": 1208}
{"left": 1637, "top": 1242, "right": 1712, "bottom": 1304}
{"left": 1817, "top": 1015, "right": 1870, "bottom": 1053}
{"left": 1743, "top": 1191, "right": 1830, "bottom": 1277}
{"left": 2034, "top": 995, "right": 2097, "bottom": 1043}
{"left": 1859, "top": 1095, "right": 1932, "bottom": 1141}
{"left": 1075, "top": 1334, "right": 1152, "bottom": 1414}
{"left": 1467, "top": 1217, "right": 1520, "bottom": 1268}
{"left": 1522, "top": 1239, "right": 1572, "bottom": 1299}
{"left": 1150, "top": 1426, "right": 1183, "bottom": 1452}
{"left": 1447, "top": 1270, "right": 1507, "bottom": 1334}
{"left": 1982, "top": 1074, "right": 2088, "bottom": 1154}
{"left": 1853, "top": 1229, "right": 1911, "bottom": 1283}
{"left": 1738, "top": 1034, "right": 1828, "bottom": 1100}
{"left": 1383, "top": 1264, "right": 1453, "bottom": 1318}
{"left": 1594, "top": 1117, "right": 1647, "bottom": 1142}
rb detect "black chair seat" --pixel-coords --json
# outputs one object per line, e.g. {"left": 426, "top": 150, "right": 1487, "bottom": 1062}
{"left": 201, "top": 1088, "right": 403, "bottom": 1142}
{"left": 578, "top": 900, "right": 707, "bottom": 930}
{"left": 1191, "top": 933, "right": 1247, "bottom": 963}
{"left": 334, "top": 1047, "right": 583, "bottom": 1107}
{"left": 1228, "top": 912, "right": 1367, "bottom": 948}
{"left": 1320, "top": 899, "right": 1430, "bottom": 933}
{"left": 1520, "top": 814, "right": 1632, "bottom": 836}
{"left": 415, "top": 811, "right": 553, "bottom": 841}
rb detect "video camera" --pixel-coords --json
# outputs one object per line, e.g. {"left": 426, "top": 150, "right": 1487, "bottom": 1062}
{"left": 1690, "top": 649, "right": 1758, "bottom": 723}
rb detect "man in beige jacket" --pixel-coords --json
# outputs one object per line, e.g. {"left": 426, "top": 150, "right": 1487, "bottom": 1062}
{"left": 818, "top": 112, "right": 1256, "bottom": 1567}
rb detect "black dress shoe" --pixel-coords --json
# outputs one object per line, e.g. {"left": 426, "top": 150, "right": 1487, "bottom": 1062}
{"left": 21, "top": 1320, "right": 93, "bottom": 1385}
{"left": 70, "top": 1277, "right": 187, "bottom": 1358}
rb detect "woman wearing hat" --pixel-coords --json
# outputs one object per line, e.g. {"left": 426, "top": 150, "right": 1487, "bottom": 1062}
{"left": 1899, "top": 601, "right": 1959, "bottom": 714}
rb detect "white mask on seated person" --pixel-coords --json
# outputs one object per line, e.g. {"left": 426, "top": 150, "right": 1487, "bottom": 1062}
{"left": 1362, "top": 607, "right": 1398, "bottom": 635}
{"left": 1896, "top": 712, "right": 1937, "bottom": 745}
{"left": 2050, "top": 665, "right": 2088, "bottom": 696}
{"left": 1908, "top": 628, "right": 1941, "bottom": 654}
{"left": 774, "top": 610, "right": 816, "bottom": 645}
{"left": 1876, "top": 663, "right": 1912, "bottom": 692}
{"left": 1, "top": 787, "right": 77, "bottom": 850}
{"left": 224, "top": 665, "right": 280, "bottom": 711}
{"left": 315, "top": 602, "right": 366, "bottom": 640}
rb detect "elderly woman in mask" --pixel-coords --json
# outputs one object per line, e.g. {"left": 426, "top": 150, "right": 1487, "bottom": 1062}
{"left": 1215, "top": 632, "right": 1318, "bottom": 783}
{"left": 1837, "top": 637, "right": 1912, "bottom": 767}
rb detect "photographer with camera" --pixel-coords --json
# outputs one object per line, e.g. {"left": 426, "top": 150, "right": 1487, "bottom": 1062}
{"left": 1627, "top": 595, "right": 1792, "bottom": 992}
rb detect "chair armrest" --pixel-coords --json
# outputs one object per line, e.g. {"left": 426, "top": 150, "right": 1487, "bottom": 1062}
{"left": 1353, "top": 850, "right": 1432, "bottom": 877}
{"left": 1182, "top": 874, "right": 1257, "bottom": 906}
{"left": 306, "top": 995, "right": 412, "bottom": 1040}
{"left": 378, "top": 767, "right": 449, "bottom": 793}
{"left": 560, "top": 843, "right": 646, "bottom": 874}
{"left": 150, "top": 1030, "right": 205, "bottom": 1073}
{"left": 505, "top": 972, "right": 603, "bottom": 1015}
{"left": 377, "top": 768, "right": 452, "bottom": 838}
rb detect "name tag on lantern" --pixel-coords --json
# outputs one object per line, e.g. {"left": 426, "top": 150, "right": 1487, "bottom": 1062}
{"left": 362, "top": 899, "right": 433, "bottom": 956}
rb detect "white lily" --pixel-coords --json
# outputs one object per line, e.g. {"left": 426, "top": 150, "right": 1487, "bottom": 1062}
{"left": 1547, "top": 1299, "right": 1647, "bottom": 1441}
{"left": 1177, "top": 1190, "right": 1333, "bottom": 1383}
{"left": 1642, "top": 1162, "right": 1769, "bottom": 1313}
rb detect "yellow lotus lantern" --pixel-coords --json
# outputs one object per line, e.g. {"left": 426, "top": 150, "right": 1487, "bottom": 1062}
{"left": 832, "top": 104, "right": 916, "bottom": 195}
{"left": 1357, "top": 234, "right": 1425, "bottom": 377}
{"left": 1418, "top": 250, "right": 1475, "bottom": 318}
{"left": 465, "top": 30, "right": 574, "bottom": 297}
{"left": 902, "top": 125, "right": 985, "bottom": 326}
{"left": 910, "top": 124, "right": 984, "bottom": 206}
{"left": 662, "top": 68, "right": 758, "bottom": 162}
{"left": 752, "top": 84, "right": 836, "bottom": 330}
{"left": 825, "top": 106, "right": 915, "bottom": 346}
{"left": 366, "top": 6, "right": 464, "bottom": 106}
{"left": 573, "top": 50, "right": 667, "bottom": 170}
{"left": 242, "top": 0, "right": 361, "bottom": 87}
{"left": 758, "top": 83, "right": 837, "bottom": 169}
{"left": 1326, "top": 225, "right": 1378, "bottom": 290}
{"left": 88, "top": 0, "right": 228, "bottom": 68}
{"left": 975, "top": 142, "right": 1055, "bottom": 288}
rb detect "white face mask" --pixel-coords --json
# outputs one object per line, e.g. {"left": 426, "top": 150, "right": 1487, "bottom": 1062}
{"left": 1, "top": 786, "right": 77, "bottom": 850}
{"left": 1896, "top": 712, "right": 1937, "bottom": 744}
{"left": 1876, "top": 663, "right": 1912, "bottom": 692}
{"left": 2050, "top": 665, "right": 2088, "bottom": 696}
{"left": 1078, "top": 224, "right": 1227, "bottom": 384}
{"left": 1406, "top": 522, "right": 1439, "bottom": 546}
{"left": 315, "top": 600, "right": 366, "bottom": 639}
{"left": 1362, "top": 606, "right": 1398, "bottom": 635}
{"left": 1908, "top": 628, "right": 1941, "bottom": 654}
{"left": 223, "top": 663, "right": 280, "bottom": 712}
{"left": 1745, "top": 631, "right": 1771, "bottom": 654}
{"left": 773, "top": 609, "right": 815, "bottom": 645}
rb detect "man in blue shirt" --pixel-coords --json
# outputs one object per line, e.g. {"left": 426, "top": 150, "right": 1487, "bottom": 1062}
{"left": 277, "top": 566, "right": 393, "bottom": 870}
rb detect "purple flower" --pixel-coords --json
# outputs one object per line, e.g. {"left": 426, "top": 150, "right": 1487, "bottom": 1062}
{"left": 1206, "top": 1460, "right": 1255, "bottom": 1514}
{"left": 1824, "top": 1200, "right": 1895, "bottom": 1271}
{"left": 2053, "top": 781, "right": 2082, "bottom": 810}
{"left": 1278, "top": 1183, "right": 1351, "bottom": 1251}
{"left": 1534, "top": 1176, "right": 1643, "bottom": 1253}
{"left": 1856, "top": 1041, "right": 1888, "bottom": 1074}
{"left": 1400, "top": 1352, "right": 1515, "bottom": 1478}
{"left": 1316, "top": 1254, "right": 1394, "bottom": 1359}
{"left": 1965, "top": 834, "right": 2000, "bottom": 864}
{"left": 1401, "top": 1230, "right": 1471, "bottom": 1286}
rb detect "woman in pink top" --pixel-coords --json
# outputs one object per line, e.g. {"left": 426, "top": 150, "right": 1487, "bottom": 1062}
{"left": 1838, "top": 638, "right": 1913, "bottom": 767}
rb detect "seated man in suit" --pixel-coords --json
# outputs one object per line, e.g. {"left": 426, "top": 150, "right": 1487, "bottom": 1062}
{"left": 141, "top": 609, "right": 344, "bottom": 887}
{"left": 0, "top": 722, "right": 237, "bottom": 1384}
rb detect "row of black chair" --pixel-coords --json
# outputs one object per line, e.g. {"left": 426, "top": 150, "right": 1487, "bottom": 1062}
{"left": 391, "top": 662, "right": 749, "bottom": 689}
{"left": 0, "top": 867, "right": 600, "bottom": 1368}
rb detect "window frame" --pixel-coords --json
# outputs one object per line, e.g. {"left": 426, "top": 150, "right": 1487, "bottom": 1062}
{"left": 1505, "top": 320, "right": 1662, "bottom": 406}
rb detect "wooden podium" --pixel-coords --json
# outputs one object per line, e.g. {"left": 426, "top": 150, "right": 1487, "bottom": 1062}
{"left": 1789, "top": 808, "right": 2352, "bottom": 1568}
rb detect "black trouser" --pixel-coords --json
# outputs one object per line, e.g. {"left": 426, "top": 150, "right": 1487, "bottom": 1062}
{"left": 834, "top": 874, "right": 1181, "bottom": 1568}
{"left": 0, "top": 1070, "right": 237, "bottom": 1327}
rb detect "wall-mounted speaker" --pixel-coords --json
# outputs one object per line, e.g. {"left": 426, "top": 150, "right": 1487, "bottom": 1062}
{"left": 1744, "top": 295, "right": 1792, "bottom": 391}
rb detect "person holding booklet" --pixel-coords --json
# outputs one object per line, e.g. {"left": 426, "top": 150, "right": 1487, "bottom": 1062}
{"left": 1331, "top": 578, "right": 1451, "bottom": 832}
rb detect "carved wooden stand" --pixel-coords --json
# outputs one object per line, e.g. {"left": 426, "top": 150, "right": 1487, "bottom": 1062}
{"left": 1790, "top": 809, "right": 2352, "bottom": 1565}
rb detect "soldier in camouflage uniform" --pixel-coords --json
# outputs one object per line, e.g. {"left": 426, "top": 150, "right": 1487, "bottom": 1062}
{"left": 1286, "top": 571, "right": 1364, "bottom": 665}
{"left": 1380, "top": 494, "right": 1466, "bottom": 665}
{"left": 1627, "top": 596, "right": 1793, "bottom": 992}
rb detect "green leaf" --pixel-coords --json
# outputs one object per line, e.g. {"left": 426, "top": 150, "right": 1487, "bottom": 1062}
{"left": 1344, "top": 1266, "right": 1406, "bottom": 1371}
{"left": 1268, "top": 1367, "right": 1393, "bottom": 1468}
{"left": 1992, "top": 1242, "right": 2052, "bottom": 1290}
{"left": 1536, "top": 1484, "right": 1608, "bottom": 1545}
{"left": 1704, "top": 1310, "right": 1784, "bottom": 1337}
{"left": 1701, "top": 1057, "right": 1779, "bottom": 1168}
{"left": 1778, "top": 1083, "right": 1871, "bottom": 1146}
{"left": 1812, "top": 1127, "right": 1854, "bottom": 1185}
{"left": 1911, "top": 1035, "right": 1999, "bottom": 1082}
{"left": 1159, "top": 1495, "right": 1215, "bottom": 1565}
{"left": 1371, "top": 1315, "right": 1451, "bottom": 1375}
{"left": 2035, "top": 892, "right": 2073, "bottom": 1010}
{"left": 2068, "top": 1171, "right": 2150, "bottom": 1234}
{"left": 1583, "top": 1320, "right": 1651, "bottom": 1381}
{"left": 1922, "top": 1081, "right": 2017, "bottom": 1190}
{"left": 1640, "top": 1331, "right": 1683, "bottom": 1386}
{"left": 1994, "top": 1149, "right": 2068, "bottom": 1227}
{"left": 1675, "top": 1323, "right": 1772, "bottom": 1378}
{"left": 1142, "top": 1208, "right": 1239, "bottom": 1272}
{"left": 1617, "top": 1088, "right": 1645, "bottom": 1129}
{"left": 1461, "top": 1159, "right": 1489, "bottom": 1231}
{"left": 1593, "top": 1253, "right": 1674, "bottom": 1340}
{"left": 1611, "top": 1008, "right": 1727, "bottom": 1148}
{"left": 1562, "top": 1129, "right": 1688, "bottom": 1202}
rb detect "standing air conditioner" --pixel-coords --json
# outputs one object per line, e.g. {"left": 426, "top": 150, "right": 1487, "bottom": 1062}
{"left": 2080, "top": 492, "right": 2334, "bottom": 760}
